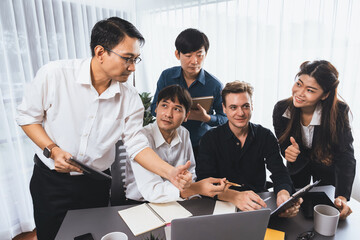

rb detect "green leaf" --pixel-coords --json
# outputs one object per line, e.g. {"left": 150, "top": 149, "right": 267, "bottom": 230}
{"left": 139, "top": 92, "right": 155, "bottom": 126}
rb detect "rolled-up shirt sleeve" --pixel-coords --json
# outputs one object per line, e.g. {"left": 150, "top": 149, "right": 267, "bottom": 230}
{"left": 130, "top": 159, "right": 181, "bottom": 203}
{"left": 122, "top": 93, "right": 149, "bottom": 160}
{"left": 16, "top": 65, "right": 54, "bottom": 126}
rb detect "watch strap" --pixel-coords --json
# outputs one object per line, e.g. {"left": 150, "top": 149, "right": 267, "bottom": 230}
{"left": 46, "top": 143, "right": 58, "bottom": 151}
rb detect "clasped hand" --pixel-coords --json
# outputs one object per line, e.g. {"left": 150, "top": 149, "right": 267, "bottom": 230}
{"left": 169, "top": 161, "right": 193, "bottom": 191}
{"left": 335, "top": 196, "right": 352, "bottom": 220}
{"left": 51, "top": 147, "right": 82, "bottom": 173}
{"left": 187, "top": 104, "right": 211, "bottom": 122}
{"left": 197, "top": 177, "right": 228, "bottom": 197}
{"left": 276, "top": 190, "right": 302, "bottom": 218}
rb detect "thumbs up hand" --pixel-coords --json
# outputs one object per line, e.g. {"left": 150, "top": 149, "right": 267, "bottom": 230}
{"left": 284, "top": 137, "right": 301, "bottom": 162}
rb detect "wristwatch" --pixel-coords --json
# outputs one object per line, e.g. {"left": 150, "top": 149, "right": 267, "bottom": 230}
{"left": 43, "top": 143, "right": 58, "bottom": 158}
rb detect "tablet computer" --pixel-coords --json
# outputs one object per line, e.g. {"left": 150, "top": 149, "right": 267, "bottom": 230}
{"left": 191, "top": 96, "right": 214, "bottom": 113}
{"left": 271, "top": 180, "right": 321, "bottom": 216}
{"left": 66, "top": 157, "right": 112, "bottom": 180}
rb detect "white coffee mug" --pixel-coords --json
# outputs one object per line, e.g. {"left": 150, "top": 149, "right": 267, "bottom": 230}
{"left": 314, "top": 204, "right": 340, "bottom": 236}
{"left": 101, "top": 232, "right": 128, "bottom": 240}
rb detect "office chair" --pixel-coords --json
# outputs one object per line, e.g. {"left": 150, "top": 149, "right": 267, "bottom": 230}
{"left": 110, "top": 140, "right": 128, "bottom": 206}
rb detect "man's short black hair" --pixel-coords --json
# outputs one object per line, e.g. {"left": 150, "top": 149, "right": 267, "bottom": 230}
{"left": 157, "top": 85, "right": 192, "bottom": 114}
{"left": 175, "top": 28, "right": 209, "bottom": 54}
{"left": 90, "top": 17, "right": 145, "bottom": 56}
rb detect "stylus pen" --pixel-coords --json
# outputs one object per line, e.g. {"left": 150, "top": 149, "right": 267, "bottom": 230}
{"left": 263, "top": 197, "right": 271, "bottom": 202}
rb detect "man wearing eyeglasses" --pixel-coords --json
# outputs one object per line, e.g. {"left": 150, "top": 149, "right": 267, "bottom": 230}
{"left": 16, "top": 17, "right": 192, "bottom": 240}
{"left": 151, "top": 28, "right": 227, "bottom": 159}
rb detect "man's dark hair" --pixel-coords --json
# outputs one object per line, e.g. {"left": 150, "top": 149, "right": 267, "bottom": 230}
{"left": 90, "top": 17, "right": 145, "bottom": 56}
{"left": 175, "top": 28, "right": 209, "bottom": 54}
{"left": 157, "top": 85, "right": 192, "bottom": 114}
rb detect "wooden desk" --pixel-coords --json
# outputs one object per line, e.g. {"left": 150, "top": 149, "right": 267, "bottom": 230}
{"left": 56, "top": 185, "right": 360, "bottom": 239}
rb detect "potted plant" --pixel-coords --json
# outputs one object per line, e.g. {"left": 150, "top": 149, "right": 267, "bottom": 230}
{"left": 139, "top": 92, "right": 155, "bottom": 126}
{"left": 143, "top": 232, "right": 163, "bottom": 240}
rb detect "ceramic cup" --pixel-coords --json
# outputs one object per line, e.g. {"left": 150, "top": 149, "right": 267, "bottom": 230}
{"left": 101, "top": 232, "right": 128, "bottom": 240}
{"left": 314, "top": 204, "right": 340, "bottom": 236}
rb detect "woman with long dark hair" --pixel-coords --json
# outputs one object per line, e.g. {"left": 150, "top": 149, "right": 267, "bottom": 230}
{"left": 273, "top": 60, "right": 356, "bottom": 219}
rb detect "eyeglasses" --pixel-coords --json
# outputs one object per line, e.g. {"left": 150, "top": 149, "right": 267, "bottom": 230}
{"left": 103, "top": 47, "right": 142, "bottom": 65}
{"left": 297, "top": 231, "right": 315, "bottom": 240}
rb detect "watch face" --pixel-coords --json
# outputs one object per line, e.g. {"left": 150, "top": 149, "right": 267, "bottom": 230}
{"left": 43, "top": 147, "right": 51, "bottom": 158}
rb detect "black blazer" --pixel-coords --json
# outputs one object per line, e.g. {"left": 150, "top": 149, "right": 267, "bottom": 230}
{"left": 272, "top": 99, "right": 356, "bottom": 200}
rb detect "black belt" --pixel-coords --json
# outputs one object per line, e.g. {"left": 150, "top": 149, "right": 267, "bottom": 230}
{"left": 34, "top": 154, "right": 54, "bottom": 170}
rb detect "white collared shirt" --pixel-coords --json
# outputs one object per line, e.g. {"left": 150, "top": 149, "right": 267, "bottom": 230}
{"left": 283, "top": 103, "right": 322, "bottom": 148}
{"left": 125, "top": 122, "right": 196, "bottom": 203}
{"left": 16, "top": 58, "right": 148, "bottom": 171}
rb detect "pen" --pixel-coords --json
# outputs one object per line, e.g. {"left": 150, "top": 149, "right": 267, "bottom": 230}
{"left": 263, "top": 197, "right": 271, "bottom": 202}
{"left": 225, "top": 180, "right": 244, "bottom": 187}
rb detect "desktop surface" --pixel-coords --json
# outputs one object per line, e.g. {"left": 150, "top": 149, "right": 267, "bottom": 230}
{"left": 56, "top": 186, "right": 360, "bottom": 240}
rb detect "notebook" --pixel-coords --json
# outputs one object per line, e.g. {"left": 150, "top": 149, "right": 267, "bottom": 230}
{"left": 264, "top": 228, "right": 285, "bottom": 240}
{"left": 170, "top": 208, "right": 271, "bottom": 240}
{"left": 118, "top": 202, "right": 192, "bottom": 236}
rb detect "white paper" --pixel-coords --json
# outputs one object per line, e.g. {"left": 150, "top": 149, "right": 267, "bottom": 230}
{"left": 148, "top": 201, "right": 192, "bottom": 223}
{"left": 118, "top": 203, "right": 165, "bottom": 236}
{"left": 213, "top": 201, "right": 237, "bottom": 215}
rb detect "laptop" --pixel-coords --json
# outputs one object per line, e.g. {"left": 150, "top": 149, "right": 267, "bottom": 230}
{"left": 170, "top": 208, "right": 271, "bottom": 240}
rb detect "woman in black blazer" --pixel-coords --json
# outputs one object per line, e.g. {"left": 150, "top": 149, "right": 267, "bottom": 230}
{"left": 273, "top": 60, "right": 356, "bottom": 219}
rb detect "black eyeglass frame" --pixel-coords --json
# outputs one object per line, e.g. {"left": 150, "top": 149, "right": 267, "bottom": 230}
{"left": 103, "top": 46, "right": 142, "bottom": 65}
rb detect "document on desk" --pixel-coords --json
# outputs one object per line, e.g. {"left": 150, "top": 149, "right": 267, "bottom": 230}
{"left": 213, "top": 201, "right": 237, "bottom": 215}
{"left": 118, "top": 202, "right": 192, "bottom": 236}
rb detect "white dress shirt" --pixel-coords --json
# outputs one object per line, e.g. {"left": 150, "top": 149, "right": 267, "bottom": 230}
{"left": 125, "top": 122, "right": 196, "bottom": 203}
{"left": 16, "top": 58, "right": 148, "bottom": 171}
{"left": 283, "top": 103, "right": 322, "bottom": 148}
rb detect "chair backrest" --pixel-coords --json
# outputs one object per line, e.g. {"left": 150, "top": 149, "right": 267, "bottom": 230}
{"left": 110, "top": 140, "right": 128, "bottom": 206}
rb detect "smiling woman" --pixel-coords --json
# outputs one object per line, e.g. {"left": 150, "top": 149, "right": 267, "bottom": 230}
{"left": 273, "top": 60, "right": 356, "bottom": 220}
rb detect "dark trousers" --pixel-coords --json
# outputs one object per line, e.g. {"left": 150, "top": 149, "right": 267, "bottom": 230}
{"left": 30, "top": 155, "right": 111, "bottom": 240}
{"left": 290, "top": 160, "right": 335, "bottom": 188}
